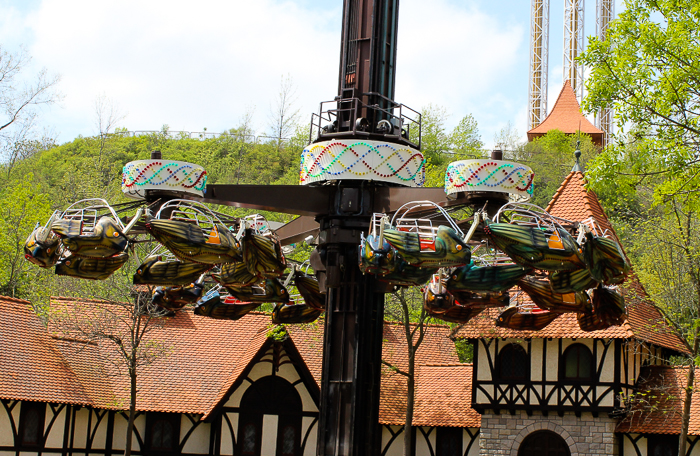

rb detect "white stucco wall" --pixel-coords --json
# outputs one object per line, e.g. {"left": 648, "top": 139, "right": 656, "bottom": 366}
{"left": 43, "top": 406, "right": 64, "bottom": 448}
{"left": 248, "top": 360, "right": 273, "bottom": 382}
{"left": 380, "top": 425, "right": 404, "bottom": 456}
{"left": 0, "top": 403, "right": 15, "bottom": 446}
{"left": 181, "top": 417, "right": 210, "bottom": 454}
{"left": 301, "top": 416, "right": 317, "bottom": 456}
{"left": 620, "top": 434, "right": 700, "bottom": 456}
{"left": 72, "top": 408, "right": 90, "bottom": 449}
{"left": 220, "top": 411, "right": 238, "bottom": 455}
{"left": 415, "top": 427, "right": 436, "bottom": 456}
{"left": 261, "top": 415, "right": 279, "bottom": 455}
{"left": 465, "top": 429, "right": 480, "bottom": 456}
{"left": 111, "top": 412, "right": 145, "bottom": 453}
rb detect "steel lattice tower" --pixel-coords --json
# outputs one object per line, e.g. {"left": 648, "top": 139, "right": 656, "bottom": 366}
{"left": 564, "top": 0, "right": 585, "bottom": 101}
{"left": 595, "top": 0, "right": 614, "bottom": 145}
{"left": 528, "top": 0, "right": 550, "bottom": 131}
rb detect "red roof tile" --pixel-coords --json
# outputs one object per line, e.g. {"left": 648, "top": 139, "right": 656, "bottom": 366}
{"left": 378, "top": 322, "right": 459, "bottom": 425}
{"left": 527, "top": 80, "right": 604, "bottom": 144}
{"left": 413, "top": 364, "right": 480, "bottom": 428}
{"left": 12, "top": 297, "right": 461, "bottom": 427}
{"left": 617, "top": 366, "right": 700, "bottom": 435}
{"left": 0, "top": 296, "right": 92, "bottom": 406}
{"left": 546, "top": 171, "right": 615, "bottom": 240}
{"left": 201, "top": 328, "right": 272, "bottom": 419}
{"left": 50, "top": 297, "right": 273, "bottom": 414}
{"left": 288, "top": 322, "right": 325, "bottom": 384}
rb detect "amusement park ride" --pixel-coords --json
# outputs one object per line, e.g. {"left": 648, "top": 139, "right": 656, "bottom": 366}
{"left": 23, "top": 1, "right": 628, "bottom": 455}
{"left": 528, "top": 0, "right": 615, "bottom": 139}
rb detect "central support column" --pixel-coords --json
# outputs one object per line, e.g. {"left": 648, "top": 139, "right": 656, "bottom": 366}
{"left": 315, "top": 186, "right": 385, "bottom": 456}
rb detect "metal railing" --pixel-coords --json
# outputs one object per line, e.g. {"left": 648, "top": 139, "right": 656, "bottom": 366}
{"left": 111, "top": 130, "right": 289, "bottom": 144}
{"left": 309, "top": 93, "right": 421, "bottom": 148}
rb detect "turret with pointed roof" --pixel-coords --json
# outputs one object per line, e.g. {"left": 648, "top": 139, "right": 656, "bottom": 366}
{"left": 527, "top": 80, "right": 604, "bottom": 146}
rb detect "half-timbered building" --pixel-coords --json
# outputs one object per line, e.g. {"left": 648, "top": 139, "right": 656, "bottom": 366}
{"left": 455, "top": 169, "right": 691, "bottom": 456}
{"left": 0, "top": 295, "right": 479, "bottom": 456}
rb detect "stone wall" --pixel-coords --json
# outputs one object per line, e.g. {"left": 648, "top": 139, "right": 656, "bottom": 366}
{"left": 479, "top": 410, "right": 618, "bottom": 456}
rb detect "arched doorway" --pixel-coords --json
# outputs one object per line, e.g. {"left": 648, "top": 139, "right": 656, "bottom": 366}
{"left": 518, "top": 430, "right": 571, "bottom": 456}
{"left": 237, "top": 376, "right": 303, "bottom": 456}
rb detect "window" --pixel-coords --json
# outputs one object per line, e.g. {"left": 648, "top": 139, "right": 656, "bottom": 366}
{"left": 562, "top": 344, "right": 593, "bottom": 381}
{"left": 436, "top": 427, "right": 462, "bottom": 456}
{"left": 146, "top": 413, "right": 181, "bottom": 454}
{"left": 518, "top": 430, "right": 570, "bottom": 456}
{"left": 238, "top": 376, "right": 303, "bottom": 456}
{"left": 240, "top": 419, "right": 261, "bottom": 456}
{"left": 19, "top": 402, "right": 45, "bottom": 447}
{"left": 648, "top": 434, "right": 679, "bottom": 456}
{"left": 498, "top": 343, "right": 529, "bottom": 381}
{"left": 276, "top": 416, "right": 299, "bottom": 456}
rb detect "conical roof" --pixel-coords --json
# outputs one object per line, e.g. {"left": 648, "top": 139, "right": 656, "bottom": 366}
{"left": 527, "top": 80, "right": 604, "bottom": 145}
{"left": 455, "top": 171, "right": 689, "bottom": 353}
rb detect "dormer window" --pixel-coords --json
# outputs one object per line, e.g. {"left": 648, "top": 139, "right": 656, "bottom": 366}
{"left": 562, "top": 344, "right": 593, "bottom": 381}
{"left": 498, "top": 343, "right": 529, "bottom": 381}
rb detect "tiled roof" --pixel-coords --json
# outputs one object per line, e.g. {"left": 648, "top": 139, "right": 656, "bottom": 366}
{"left": 0, "top": 296, "right": 92, "bottom": 406}
{"left": 617, "top": 366, "right": 700, "bottom": 435}
{"left": 378, "top": 322, "right": 459, "bottom": 426}
{"left": 546, "top": 171, "right": 615, "bottom": 241}
{"left": 201, "top": 327, "right": 272, "bottom": 419}
{"left": 455, "top": 308, "right": 632, "bottom": 340}
{"left": 4, "top": 296, "right": 462, "bottom": 427}
{"left": 288, "top": 323, "right": 325, "bottom": 384}
{"left": 50, "top": 297, "right": 273, "bottom": 414}
{"left": 527, "top": 80, "right": 604, "bottom": 144}
{"left": 455, "top": 171, "right": 689, "bottom": 354}
{"left": 413, "top": 364, "right": 479, "bottom": 428}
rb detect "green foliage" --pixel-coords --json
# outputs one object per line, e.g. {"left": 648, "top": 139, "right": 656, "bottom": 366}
{"left": 614, "top": 199, "right": 700, "bottom": 345}
{"left": 454, "top": 338, "right": 474, "bottom": 363}
{"left": 580, "top": 0, "right": 700, "bottom": 201}
{"left": 512, "top": 129, "right": 598, "bottom": 208}
{"left": 266, "top": 324, "right": 289, "bottom": 342}
{"left": 416, "top": 104, "right": 452, "bottom": 166}
{"left": 0, "top": 173, "right": 53, "bottom": 298}
{"left": 414, "top": 105, "right": 485, "bottom": 187}
{"left": 581, "top": 0, "right": 700, "bottom": 378}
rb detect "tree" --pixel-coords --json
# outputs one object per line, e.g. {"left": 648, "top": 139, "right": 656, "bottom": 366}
{"left": 0, "top": 46, "right": 61, "bottom": 177}
{"left": 417, "top": 104, "right": 451, "bottom": 166}
{"left": 50, "top": 291, "right": 169, "bottom": 456}
{"left": 0, "top": 173, "right": 53, "bottom": 298}
{"left": 268, "top": 74, "right": 300, "bottom": 151}
{"left": 611, "top": 193, "right": 700, "bottom": 456}
{"left": 580, "top": 0, "right": 700, "bottom": 199}
{"left": 493, "top": 121, "right": 524, "bottom": 158}
{"left": 513, "top": 129, "right": 598, "bottom": 207}
{"left": 416, "top": 106, "right": 485, "bottom": 187}
{"left": 383, "top": 287, "right": 431, "bottom": 456}
{"left": 450, "top": 113, "right": 483, "bottom": 158}
{"left": 94, "top": 93, "right": 126, "bottom": 173}
{"left": 580, "top": 3, "right": 700, "bottom": 452}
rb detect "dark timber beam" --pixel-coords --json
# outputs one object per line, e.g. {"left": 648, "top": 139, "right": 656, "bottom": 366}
{"left": 203, "top": 184, "right": 474, "bottom": 218}
{"left": 199, "top": 185, "right": 331, "bottom": 217}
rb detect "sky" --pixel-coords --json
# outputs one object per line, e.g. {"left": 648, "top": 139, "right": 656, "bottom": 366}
{"left": 0, "top": 0, "right": 624, "bottom": 148}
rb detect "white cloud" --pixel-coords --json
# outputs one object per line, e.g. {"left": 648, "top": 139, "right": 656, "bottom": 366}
{"left": 15, "top": 0, "right": 602, "bottom": 150}
{"left": 26, "top": 0, "right": 341, "bottom": 140}
{"left": 395, "top": 0, "right": 527, "bottom": 149}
